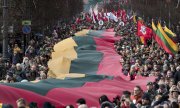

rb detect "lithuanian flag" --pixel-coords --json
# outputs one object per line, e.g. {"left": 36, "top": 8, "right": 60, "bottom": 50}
{"left": 0, "top": 30, "right": 155, "bottom": 108}
{"left": 48, "top": 29, "right": 120, "bottom": 79}
{"left": 152, "top": 22, "right": 178, "bottom": 55}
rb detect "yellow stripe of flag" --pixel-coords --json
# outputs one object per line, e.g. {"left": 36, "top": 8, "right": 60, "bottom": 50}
{"left": 0, "top": 103, "right": 2, "bottom": 108}
{"left": 164, "top": 26, "right": 176, "bottom": 37}
{"left": 152, "top": 21, "right": 157, "bottom": 31}
{"left": 133, "top": 15, "right": 137, "bottom": 23}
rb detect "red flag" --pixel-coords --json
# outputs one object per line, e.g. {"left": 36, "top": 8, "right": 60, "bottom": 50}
{"left": 137, "top": 21, "right": 152, "bottom": 44}
{"left": 86, "top": 15, "right": 92, "bottom": 22}
{"left": 92, "top": 11, "right": 98, "bottom": 23}
{"left": 97, "top": 12, "right": 103, "bottom": 21}
{"left": 103, "top": 16, "right": 108, "bottom": 22}
{"left": 76, "top": 18, "right": 81, "bottom": 24}
{"left": 71, "top": 24, "right": 76, "bottom": 30}
{"left": 121, "top": 10, "right": 127, "bottom": 23}
{"left": 117, "top": 9, "right": 121, "bottom": 18}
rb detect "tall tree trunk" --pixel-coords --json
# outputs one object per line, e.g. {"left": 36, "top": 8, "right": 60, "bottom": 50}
{"left": 177, "top": 0, "right": 180, "bottom": 8}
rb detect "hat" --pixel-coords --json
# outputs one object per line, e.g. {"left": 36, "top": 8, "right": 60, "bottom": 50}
{"left": 142, "top": 93, "right": 150, "bottom": 101}
{"left": 176, "top": 66, "right": 180, "bottom": 71}
{"left": 21, "top": 79, "right": 28, "bottom": 83}
{"left": 147, "top": 82, "right": 153, "bottom": 86}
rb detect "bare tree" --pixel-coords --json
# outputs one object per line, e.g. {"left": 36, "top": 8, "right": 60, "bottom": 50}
{"left": 3, "top": 0, "right": 83, "bottom": 32}
{"left": 131, "top": 0, "right": 180, "bottom": 26}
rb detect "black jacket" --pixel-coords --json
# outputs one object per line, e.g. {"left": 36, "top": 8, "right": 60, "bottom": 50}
{"left": 174, "top": 71, "right": 180, "bottom": 84}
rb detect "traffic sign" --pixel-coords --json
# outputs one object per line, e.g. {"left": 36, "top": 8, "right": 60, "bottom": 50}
{"left": 22, "top": 20, "right": 31, "bottom": 25}
{"left": 119, "top": 21, "right": 125, "bottom": 26}
{"left": 98, "top": 20, "right": 104, "bottom": 26}
{"left": 22, "top": 25, "right": 31, "bottom": 34}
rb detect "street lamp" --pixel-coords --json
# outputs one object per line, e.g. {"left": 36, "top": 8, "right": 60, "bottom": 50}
{"left": 2, "top": 0, "right": 9, "bottom": 60}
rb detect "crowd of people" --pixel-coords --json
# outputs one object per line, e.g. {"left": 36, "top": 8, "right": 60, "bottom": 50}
{"left": 0, "top": 9, "right": 180, "bottom": 108}
{"left": 113, "top": 16, "right": 180, "bottom": 107}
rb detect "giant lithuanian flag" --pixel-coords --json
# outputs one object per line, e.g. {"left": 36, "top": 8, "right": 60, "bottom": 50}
{"left": 152, "top": 22, "right": 178, "bottom": 55}
{"left": 0, "top": 30, "right": 155, "bottom": 108}
{"left": 48, "top": 29, "right": 121, "bottom": 78}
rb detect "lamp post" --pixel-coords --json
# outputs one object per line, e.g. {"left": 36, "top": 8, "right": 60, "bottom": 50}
{"left": 2, "top": 0, "right": 9, "bottom": 60}
{"left": 166, "top": 0, "right": 171, "bottom": 28}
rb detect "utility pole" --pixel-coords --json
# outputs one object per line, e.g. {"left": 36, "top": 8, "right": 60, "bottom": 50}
{"left": 166, "top": 0, "right": 171, "bottom": 28}
{"left": 2, "top": 0, "right": 9, "bottom": 60}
